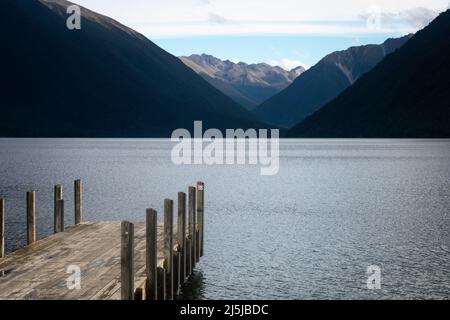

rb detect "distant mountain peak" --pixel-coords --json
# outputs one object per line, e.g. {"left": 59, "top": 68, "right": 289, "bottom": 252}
{"left": 180, "top": 54, "right": 305, "bottom": 110}
{"left": 290, "top": 66, "right": 306, "bottom": 76}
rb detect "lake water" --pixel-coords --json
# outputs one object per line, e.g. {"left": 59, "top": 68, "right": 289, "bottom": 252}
{"left": 0, "top": 138, "right": 449, "bottom": 299}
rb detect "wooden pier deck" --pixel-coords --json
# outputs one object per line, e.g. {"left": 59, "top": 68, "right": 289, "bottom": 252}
{"left": 0, "top": 222, "right": 157, "bottom": 299}
{"left": 0, "top": 181, "right": 205, "bottom": 300}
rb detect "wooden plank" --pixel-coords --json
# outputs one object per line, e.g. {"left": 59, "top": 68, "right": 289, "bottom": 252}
{"left": 120, "top": 221, "right": 134, "bottom": 300}
{"left": 54, "top": 185, "right": 63, "bottom": 233}
{"left": 90, "top": 278, "right": 120, "bottom": 300}
{"left": 0, "top": 198, "right": 4, "bottom": 258}
{"left": 74, "top": 179, "right": 82, "bottom": 225}
{"left": 26, "top": 191, "right": 36, "bottom": 245}
{"left": 145, "top": 209, "right": 157, "bottom": 300}
{"left": 164, "top": 199, "right": 174, "bottom": 300}
{"left": 197, "top": 181, "right": 204, "bottom": 257}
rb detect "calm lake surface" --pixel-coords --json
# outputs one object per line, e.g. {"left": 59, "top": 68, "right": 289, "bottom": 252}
{"left": 0, "top": 138, "right": 449, "bottom": 299}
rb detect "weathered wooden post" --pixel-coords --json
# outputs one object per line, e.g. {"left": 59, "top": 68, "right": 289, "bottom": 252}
{"left": 121, "top": 221, "right": 134, "bottom": 300}
{"left": 74, "top": 179, "right": 83, "bottom": 225}
{"left": 146, "top": 208, "right": 157, "bottom": 300}
{"left": 134, "top": 287, "right": 144, "bottom": 300}
{"left": 54, "top": 184, "right": 63, "bottom": 233}
{"left": 0, "top": 198, "right": 4, "bottom": 258}
{"left": 173, "top": 250, "right": 180, "bottom": 296}
{"left": 197, "top": 181, "right": 204, "bottom": 260}
{"left": 56, "top": 199, "right": 64, "bottom": 232}
{"left": 186, "top": 238, "right": 192, "bottom": 276}
{"left": 164, "top": 199, "right": 174, "bottom": 300}
{"left": 157, "top": 267, "right": 166, "bottom": 300}
{"left": 188, "top": 186, "right": 196, "bottom": 269}
{"left": 26, "top": 191, "right": 36, "bottom": 245}
{"left": 177, "top": 192, "right": 186, "bottom": 283}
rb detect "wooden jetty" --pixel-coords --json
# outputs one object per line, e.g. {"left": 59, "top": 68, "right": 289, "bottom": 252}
{"left": 0, "top": 180, "right": 205, "bottom": 300}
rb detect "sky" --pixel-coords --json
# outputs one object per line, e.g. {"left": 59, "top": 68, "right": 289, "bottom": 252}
{"left": 74, "top": 0, "right": 449, "bottom": 69}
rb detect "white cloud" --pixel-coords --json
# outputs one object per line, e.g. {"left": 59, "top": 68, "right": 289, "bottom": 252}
{"left": 73, "top": 0, "right": 450, "bottom": 37}
{"left": 384, "top": 7, "right": 437, "bottom": 28}
{"left": 361, "top": 6, "right": 442, "bottom": 29}
{"left": 127, "top": 22, "right": 417, "bottom": 38}
{"left": 398, "top": 7, "right": 439, "bottom": 27}
{"left": 267, "top": 58, "right": 309, "bottom": 71}
{"left": 208, "top": 12, "right": 230, "bottom": 24}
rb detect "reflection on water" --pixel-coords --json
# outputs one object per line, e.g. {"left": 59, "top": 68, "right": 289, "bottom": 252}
{"left": 0, "top": 138, "right": 449, "bottom": 299}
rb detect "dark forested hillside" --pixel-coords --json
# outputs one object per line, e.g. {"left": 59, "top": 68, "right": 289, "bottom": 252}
{"left": 0, "top": 0, "right": 265, "bottom": 137}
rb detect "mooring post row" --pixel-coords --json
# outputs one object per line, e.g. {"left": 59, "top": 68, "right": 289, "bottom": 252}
{"left": 3, "top": 179, "right": 85, "bottom": 257}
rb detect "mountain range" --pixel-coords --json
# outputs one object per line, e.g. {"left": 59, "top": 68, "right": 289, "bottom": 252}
{"left": 1, "top": 0, "right": 448, "bottom": 138}
{"left": 288, "top": 9, "right": 450, "bottom": 138}
{"left": 256, "top": 35, "right": 412, "bottom": 128}
{"left": 180, "top": 54, "right": 305, "bottom": 110}
{"left": 0, "top": 0, "right": 266, "bottom": 137}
